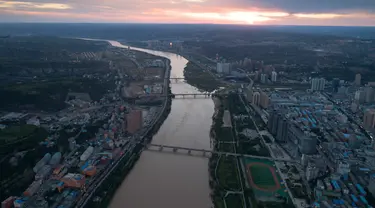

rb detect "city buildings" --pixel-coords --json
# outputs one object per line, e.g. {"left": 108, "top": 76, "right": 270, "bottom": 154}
{"left": 368, "top": 176, "right": 375, "bottom": 196}
{"left": 260, "top": 74, "right": 267, "bottom": 83}
{"left": 252, "top": 92, "right": 260, "bottom": 106}
{"left": 1, "top": 196, "right": 15, "bottom": 208}
{"left": 80, "top": 146, "right": 94, "bottom": 161}
{"left": 216, "top": 62, "right": 231, "bottom": 74}
{"left": 306, "top": 164, "right": 319, "bottom": 181}
{"left": 276, "top": 117, "right": 288, "bottom": 142}
{"left": 268, "top": 111, "right": 288, "bottom": 143}
{"left": 332, "top": 78, "right": 340, "bottom": 93}
{"left": 355, "top": 73, "right": 362, "bottom": 86}
{"left": 351, "top": 102, "right": 358, "bottom": 113}
{"left": 33, "top": 153, "right": 51, "bottom": 173}
{"left": 337, "top": 86, "right": 348, "bottom": 95}
{"left": 259, "top": 91, "right": 269, "bottom": 109}
{"left": 336, "top": 161, "right": 350, "bottom": 176}
{"left": 69, "top": 138, "right": 76, "bottom": 151}
{"left": 23, "top": 180, "right": 42, "bottom": 197}
{"left": 223, "top": 110, "right": 232, "bottom": 127}
{"left": 244, "top": 87, "right": 253, "bottom": 103}
{"left": 311, "top": 78, "right": 326, "bottom": 91}
{"left": 61, "top": 173, "right": 86, "bottom": 189}
{"left": 363, "top": 109, "right": 375, "bottom": 130}
{"left": 355, "top": 89, "right": 366, "bottom": 104}
{"left": 271, "top": 71, "right": 277, "bottom": 82}
{"left": 299, "top": 133, "right": 318, "bottom": 155}
{"left": 365, "top": 86, "right": 374, "bottom": 103}
{"left": 126, "top": 109, "right": 143, "bottom": 134}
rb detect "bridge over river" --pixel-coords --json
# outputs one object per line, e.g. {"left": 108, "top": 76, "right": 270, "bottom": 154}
{"left": 145, "top": 143, "right": 298, "bottom": 163}
{"left": 139, "top": 92, "right": 229, "bottom": 99}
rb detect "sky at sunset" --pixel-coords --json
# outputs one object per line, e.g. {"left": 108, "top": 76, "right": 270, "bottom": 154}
{"left": 0, "top": 0, "right": 375, "bottom": 26}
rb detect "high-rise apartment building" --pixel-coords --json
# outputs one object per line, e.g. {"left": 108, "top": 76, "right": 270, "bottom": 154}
{"left": 299, "top": 132, "right": 317, "bottom": 155}
{"left": 355, "top": 73, "right": 362, "bottom": 86}
{"left": 216, "top": 62, "right": 231, "bottom": 74}
{"left": 276, "top": 118, "right": 288, "bottom": 142}
{"left": 354, "top": 90, "right": 366, "bottom": 104}
{"left": 365, "top": 86, "right": 374, "bottom": 103}
{"left": 363, "top": 109, "right": 375, "bottom": 130}
{"left": 337, "top": 86, "right": 348, "bottom": 95}
{"left": 267, "top": 110, "right": 288, "bottom": 143}
{"left": 336, "top": 161, "right": 350, "bottom": 176}
{"left": 306, "top": 164, "right": 319, "bottom": 181}
{"left": 287, "top": 124, "right": 317, "bottom": 155}
{"left": 252, "top": 92, "right": 260, "bottom": 106}
{"left": 332, "top": 78, "right": 340, "bottom": 93}
{"left": 271, "top": 71, "right": 277, "bottom": 82}
{"left": 244, "top": 87, "right": 253, "bottom": 103}
{"left": 259, "top": 91, "right": 269, "bottom": 109}
{"left": 368, "top": 176, "right": 375, "bottom": 196}
{"left": 260, "top": 74, "right": 268, "bottom": 83}
{"left": 311, "top": 78, "right": 326, "bottom": 91}
{"left": 126, "top": 110, "right": 143, "bottom": 134}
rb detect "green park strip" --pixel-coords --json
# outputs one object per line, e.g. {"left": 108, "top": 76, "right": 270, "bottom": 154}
{"left": 217, "top": 156, "right": 241, "bottom": 191}
{"left": 209, "top": 94, "right": 246, "bottom": 208}
{"left": 0, "top": 125, "right": 37, "bottom": 142}
{"left": 183, "top": 61, "right": 224, "bottom": 92}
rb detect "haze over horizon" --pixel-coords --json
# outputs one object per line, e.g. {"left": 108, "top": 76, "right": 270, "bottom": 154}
{"left": 0, "top": 0, "right": 375, "bottom": 26}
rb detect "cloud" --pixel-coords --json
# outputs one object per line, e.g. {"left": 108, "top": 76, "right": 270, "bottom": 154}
{"left": 0, "top": 0, "right": 71, "bottom": 9}
{"left": 293, "top": 13, "right": 343, "bottom": 19}
{"left": 0, "top": 0, "right": 374, "bottom": 25}
{"left": 237, "top": 0, "right": 375, "bottom": 13}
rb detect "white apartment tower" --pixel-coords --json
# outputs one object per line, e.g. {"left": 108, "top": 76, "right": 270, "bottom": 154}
{"left": 355, "top": 73, "right": 361, "bottom": 86}
{"left": 271, "top": 71, "right": 277, "bottom": 82}
{"left": 311, "top": 78, "right": 326, "bottom": 91}
{"left": 260, "top": 74, "right": 268, "bottom": 83}
{"left": 216, "top": 62, "right": 231, "bottom": 74}
{"left": 355, "top": 90, "right": 366, "bottom": 104}
{"left": 252, "top": 92, "right": 261, "bottom": 106}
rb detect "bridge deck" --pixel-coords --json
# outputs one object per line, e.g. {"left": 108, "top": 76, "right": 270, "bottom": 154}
{"left": 146, "top": 144, "right": 296, "bottom": 163}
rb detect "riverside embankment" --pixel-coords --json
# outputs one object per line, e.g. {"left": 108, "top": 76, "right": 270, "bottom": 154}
{"left": 108, "top": 41, "right": 214, "bottom": 208}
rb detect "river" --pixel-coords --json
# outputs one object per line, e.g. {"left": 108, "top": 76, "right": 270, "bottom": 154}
{"left": 108, "top": 41, "right": 214, "bottom": 208}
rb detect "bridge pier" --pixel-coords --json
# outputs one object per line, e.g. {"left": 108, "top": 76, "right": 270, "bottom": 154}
{"left": 202, "top": 151, "right": 206, "bottom": 156}
{"left": 159, "top": 146, "right": 163, "bottom": 151}
{"left": 188, "top": 150, "right": 191, "bottom": 154}
{"left": 173, "top": 148, "right": 177, "bottom": 152}
{"left": 194, "top": 94, "right": 196, "bottom": 98}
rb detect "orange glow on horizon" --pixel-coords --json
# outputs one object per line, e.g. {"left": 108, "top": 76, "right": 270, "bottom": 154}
{"left": 293, "top": 13, "right": 343, "bottom": 19}
{"left": 0, "top": 0, "right": 374, "bottom": 26}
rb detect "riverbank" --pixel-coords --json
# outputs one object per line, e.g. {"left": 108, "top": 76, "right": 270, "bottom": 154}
{"left": 209, "top": 93, "right": 245, "bottom": 208}
{"left": 122, "top": 41, "right": 223, "bottom": 92}
{"left": 209, "top": 93, "right": 296, "bottom": 208}
{"left": 82, "top": 60, "right": 173, "bottom": 208}
{"left": 183, "top": 61, "right": 223, "bottom": 92}
{"left": 104, "top": 40, "right": 213, "bottom": 208}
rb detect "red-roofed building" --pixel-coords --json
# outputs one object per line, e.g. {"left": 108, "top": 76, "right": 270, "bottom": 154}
{"left": 126, "top": 110, "right": 143, "bottom": 134}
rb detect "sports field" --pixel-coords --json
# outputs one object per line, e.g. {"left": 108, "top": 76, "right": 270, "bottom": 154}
{"left": 249, "top": 163, "right": 278, "bottom": 190}
{"left": 243, "top": 158, "right": 287, "bottom": 198}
